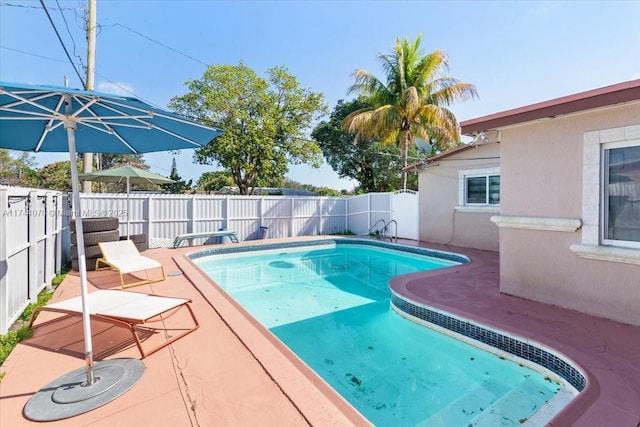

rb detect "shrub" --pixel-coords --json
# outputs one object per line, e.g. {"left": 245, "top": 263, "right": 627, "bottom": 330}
{"left": 0, "top": 326, "right": 34, "bottom": 365}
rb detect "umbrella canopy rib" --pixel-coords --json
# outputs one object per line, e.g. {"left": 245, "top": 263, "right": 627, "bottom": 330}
{"left": 0, "top": 81, "right": 222, "bottom": 404}
{"left": 0, "top": 81, "right": 223, "bottom": 153}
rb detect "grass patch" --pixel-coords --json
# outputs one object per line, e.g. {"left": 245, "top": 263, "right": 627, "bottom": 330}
{"left": 0, "top": 268, "right": 68, "bottom": 370}
{"left": 0, "top": 326, "right": 34, "bottom": 366}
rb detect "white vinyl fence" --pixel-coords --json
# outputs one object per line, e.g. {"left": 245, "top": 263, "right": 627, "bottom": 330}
{"left": 79, "top": 193, "right": 352, "bottom": 248}
{"left": 345, "top": 190, "right": 418, "bottom": 240}
{"left": 79, "top": 191, "right": 418, "bottom": 247}
{"left": 0, "top": 187, "right": 70, "bottom": 334}
{"left": 0, "top": 189, "right": 417, "bottom": 333}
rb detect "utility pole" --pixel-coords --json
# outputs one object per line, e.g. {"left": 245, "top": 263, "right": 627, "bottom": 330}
{"left": 82, "top": 0, "right": 96, "bottom": 193}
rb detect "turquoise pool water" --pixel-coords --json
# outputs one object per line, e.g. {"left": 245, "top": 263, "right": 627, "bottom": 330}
{"left": 194, "top": 243, "right": 563, "bottom": 426}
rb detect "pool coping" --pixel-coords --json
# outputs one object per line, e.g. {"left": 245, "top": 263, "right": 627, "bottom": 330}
{"left": 175, "top": 238, "right": 373, "bottom": 426}
{"left": 387, "top": 242, "right": 640, "bottom": 426}
{"left": 187, "top": 236, "right": 470, "bottom": 264}
{"left": 179, "top": 237, "right": 600, "bottom": 425}
{"left": 5, "top": 238, "right": 636, "bottom": 426}
{"left": 189, "top": 238, "right": 585, "bottom": 388}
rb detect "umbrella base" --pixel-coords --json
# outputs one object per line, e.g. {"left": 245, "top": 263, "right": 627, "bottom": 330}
{"left": 23, "top": 358, "right": 145, "bottom": 421}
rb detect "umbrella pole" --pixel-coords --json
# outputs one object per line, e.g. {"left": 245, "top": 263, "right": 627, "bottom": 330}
{"left": 66, "top": 119, "right": 95, "bottom": 386}
{"left": 126, "top": 176, "right": 130, "bottom": 239}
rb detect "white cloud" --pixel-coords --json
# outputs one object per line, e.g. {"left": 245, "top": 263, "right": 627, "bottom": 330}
{"left": 96, "top": 81, "right": 134, "bottom": 96}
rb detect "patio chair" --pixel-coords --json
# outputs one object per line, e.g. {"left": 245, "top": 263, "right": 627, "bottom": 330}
{"left": 95, "top": 240, "right": 166, "bottom": 289}
{"left": 28, "top": 290, "right": 199, "bottom": 359}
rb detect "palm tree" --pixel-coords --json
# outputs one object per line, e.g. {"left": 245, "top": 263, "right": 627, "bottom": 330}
{"left": 343, "top": 34, "right": 478, "bottom": 189}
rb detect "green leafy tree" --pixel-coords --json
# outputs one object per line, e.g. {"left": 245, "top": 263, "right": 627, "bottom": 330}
{"left": 163, "top": 157, "right": 192, "bottom": 194}
{"left": 196, "top": 170, "right": 234, "bottom": 194}
{"left": 312, "top": 99, "right": 417, "bottom": 192}
{"left": 0, "top": 149, "right": 39, "bottom": 187}
{"left": 96, "top": 154, "right": 147, "bottom": 170}
{"left": 276, "top": 178, "right": 343, "bottom": 197}
{"left": 313, "top": 187, "right": 344, "bottom": 197}
{"left": 343, "top": 34, "right": 477, "bottom": 189}
{"left": 169, "top": 62, "right": 328, "bottom": 195}
{"left": 91, "top": 153, "right": 150, "bottom": 193}
{"left": 38, "top": 161, "right": 77, "bottom": 191}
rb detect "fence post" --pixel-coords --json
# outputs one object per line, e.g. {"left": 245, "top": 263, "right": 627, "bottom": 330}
{"left": 224, "top": 196, "right": 229, "bottom": 229}
{"left": 290, "top": 197, "right": 294, "bottom": 237}
{"left": 189, "top": 194, "right": 195, "bottom": 233}
{"left": 28, "top": 191, "right": 38, "bottom": 302}
{"left": 54, "top": 193, "right": 62, "bottom": 274}
{"left": 29, "top": 191, "right": 394, "bottom": 247}
{"left": 318, "top": 197, "right": 322, "bottom": 235}
{"left": 367, "top": 193, "right": 372, "bottom": 234}
{"left": 0, "top": 190, "right": 8, "bottom": 334}
{"left": 345, "top": 197, "right": 349, "bottom": 234}
{"left": 259, "top": 196, "right": 264, "bottom": 231}
{"left": 147, "top": 194, "right": 154, "bottom": 247}
{"left": 44, "top": 193, "right": 55, "bottom": 288}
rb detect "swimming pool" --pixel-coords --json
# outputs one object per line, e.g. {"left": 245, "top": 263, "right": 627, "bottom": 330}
{"left": 191, "top": 239, "right": 577, "bottom": 426}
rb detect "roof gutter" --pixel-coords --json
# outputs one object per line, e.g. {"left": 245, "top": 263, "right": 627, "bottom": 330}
{"left": 460, "top": 79, "right": 640, "bottom": 135}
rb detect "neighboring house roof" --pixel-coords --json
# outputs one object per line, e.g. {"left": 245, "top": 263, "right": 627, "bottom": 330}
{"left": 218, "top": 186, "right": 319, "bottom": 196}
{"left": 460, "top": 79, "right": 640, "bottom": 135}
{"left": 272, "top": 188, "right": 319, "bottom": 196}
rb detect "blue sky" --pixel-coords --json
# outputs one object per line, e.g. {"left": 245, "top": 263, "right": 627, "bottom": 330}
{"left": 1, "top": 1, "right": 639, "bottom": 191}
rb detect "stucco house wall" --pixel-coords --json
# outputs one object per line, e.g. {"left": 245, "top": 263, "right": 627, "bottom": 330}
{"left": 493, "top": 102, "right": 640, "bottom": 326}
{"left": 416, "top": 142, "right": 500, "bottom": 251}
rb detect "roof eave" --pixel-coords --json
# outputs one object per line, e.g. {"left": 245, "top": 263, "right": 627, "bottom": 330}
{"left": 460, "top": 79, "right": 640, "bottom": 135}
{"left": 402, "top": 144, "right": 478, "bottom": 172}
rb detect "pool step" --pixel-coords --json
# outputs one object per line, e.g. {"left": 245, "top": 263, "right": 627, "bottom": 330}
{"left": 418, "top": 380, "right": 511, "bottom": 426}
{"left": 467, "top": 377, "right": 557, "bottom": 426}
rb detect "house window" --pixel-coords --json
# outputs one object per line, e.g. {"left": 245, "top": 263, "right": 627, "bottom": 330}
{"left": 572, "top": 126, "right": 640, "bottom": 264}
{"left": 465, "top": 174, "right": 500, "bottom": 205}
{"left": 602, "top": 141, "right": 640, "bottom": 248}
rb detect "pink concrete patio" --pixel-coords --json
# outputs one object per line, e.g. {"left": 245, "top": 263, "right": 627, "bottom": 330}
{"left": 1, "top": 238, "right": 639, "bottom": 426}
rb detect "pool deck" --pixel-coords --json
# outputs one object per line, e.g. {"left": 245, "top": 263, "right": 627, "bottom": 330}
{"left": 1, "top": 237, "right": 639, "bottom": 426}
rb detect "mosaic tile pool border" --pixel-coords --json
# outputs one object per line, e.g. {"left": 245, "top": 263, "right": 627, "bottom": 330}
{"left": 188, "top": 239, "right": 583, "bottom": 390}
{"left": 188, "top": 238, "right": 337, "bottom": 260}
{"left": 187, "top": 237, "right": 469, "bottom": 264}
{"left": 390, "top": 293, "right": 586, "bottom": 391}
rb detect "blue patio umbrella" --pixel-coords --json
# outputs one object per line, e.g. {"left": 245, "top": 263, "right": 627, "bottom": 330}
{"left": 0, "top": 81, "right": 222, "bottom": 421}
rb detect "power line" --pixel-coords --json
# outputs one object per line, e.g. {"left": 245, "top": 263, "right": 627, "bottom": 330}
{"left": 92, "top": 70, "right": 162, "bottom": 107}
{"left": 0, "top": 45, "right": 67, "bottom": 62}
{"left": 1, "top": 43, "right": 188, "bottom": 115}
{"left": 1, "top": 43, "right": 160, "bottom": 106}
{"left": 4, "top": 8, "right": 208, "bottom": 118}
{"left": 5, "top": 4, "right": 209, "bottom": 93}
{"left": 38, "top": 0, "right": 85, "bottom": 85}
{"left": 55, "top": 0, "right": 85, "bottom": 75}
{"left": 4, "top": 4, "right": 211, "bottom": 183}
{"left": 379, "top": 151, "right": 425, "bottom": 161}
{"left": 144, "top": 158, "right": 204, "bottom": 183}
{"left": 112, "top": 23, "right": 209, "bottom": 67}
{"left": 0, "top": 1, "right": 76, "bottom": 11}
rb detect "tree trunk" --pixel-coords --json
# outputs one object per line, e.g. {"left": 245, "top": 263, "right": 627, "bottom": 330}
{"left": 400, "top": 130, "right": 409, "bottom": 190}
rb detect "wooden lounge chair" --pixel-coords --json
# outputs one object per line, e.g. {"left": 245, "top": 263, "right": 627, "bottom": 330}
{"left": 28, "top": 290, "right": 199, "bottom": 359}
{"left": 96, "top": 240, "right": 166, "bottom": 289}
{"left": 172, "top": 230, "right": 239, "bottom": 248}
